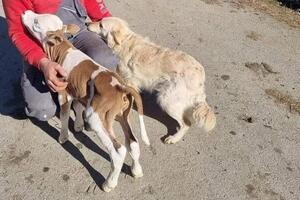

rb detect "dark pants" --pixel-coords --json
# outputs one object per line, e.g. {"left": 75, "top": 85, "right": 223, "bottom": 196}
{"left": 22, "top": 30, "right": 119, "bottom": 121}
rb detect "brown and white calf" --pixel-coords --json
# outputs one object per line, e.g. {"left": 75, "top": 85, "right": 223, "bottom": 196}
{"left": 22, "top": 11, "right": 150, "bottom": 192}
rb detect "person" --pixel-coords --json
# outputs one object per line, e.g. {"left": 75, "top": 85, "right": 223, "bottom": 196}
{"left": 3, "top": 0, "right": 119, "bottom": 121}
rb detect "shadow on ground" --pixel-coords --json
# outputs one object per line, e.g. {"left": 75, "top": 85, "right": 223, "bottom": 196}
{"left": 141, "top": 91, "right": 179, "bottom": 141}
{"left": 279, "top": 0, "right": 300, "bottom": 10}
{"left": 0, "top": 16, "right": 25, "bottom": 119}
{"left": 31, "top": 117, "right": 132, "bottom": 189}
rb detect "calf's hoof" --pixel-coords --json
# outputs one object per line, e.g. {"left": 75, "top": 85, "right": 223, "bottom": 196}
{"left": 58, "top": 136, "right": 68, "bottom": 144}
{"left": 102, "top": 181, "right": 116, "bottom": 193}
{"left": 131, "top": 164, "right": 143, "bottom": 178}
{"left": 74, "top": 123, "right": 84, "bottom": 132}
{"left": 84, "top": 121, "right": 93, "bottom": 132}
{"left": 164, "top": 135, "right": 180, "bottom": 144}
{"left": 58, "top": 131, "right": 69, "bottom": 144}
{"left": 132, "top": 169, "right": 143, "bottom": 178}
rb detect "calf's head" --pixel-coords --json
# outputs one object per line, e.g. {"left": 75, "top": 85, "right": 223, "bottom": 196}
{"left": 22, "top": 10, "right": 80, "bottom": 48}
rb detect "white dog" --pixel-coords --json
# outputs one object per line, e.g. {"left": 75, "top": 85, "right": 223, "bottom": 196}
{"left": 88, "top": 17, "right": 216, "bottom": 144}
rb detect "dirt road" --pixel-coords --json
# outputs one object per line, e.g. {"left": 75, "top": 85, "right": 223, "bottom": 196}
{"left": 0, "top": 0, "right": 299, "bottom": 199}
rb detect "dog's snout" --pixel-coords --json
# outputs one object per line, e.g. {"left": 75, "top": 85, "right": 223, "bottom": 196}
{"left": 22, "top": 10, "right": 36, "bottom": 24}
{"left": 23, "top": 10, "right": 34, "bottom": 18}
{"left": 24, "top": 10, "right": 34, "bottom": 15}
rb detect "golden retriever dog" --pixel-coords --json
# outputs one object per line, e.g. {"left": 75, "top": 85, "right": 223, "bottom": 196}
{"left": 88, "top": 17, "right": 216, "bottom": 144}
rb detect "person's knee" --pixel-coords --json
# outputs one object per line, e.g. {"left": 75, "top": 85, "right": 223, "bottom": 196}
{"left": 25, "top": 102, "right": 57, "bottom": 121}
{"left": 21, "top": 68, "right": 58, "bottom": 121}
{"left": 22, "top": 88, "right": 57, "bottom": 121}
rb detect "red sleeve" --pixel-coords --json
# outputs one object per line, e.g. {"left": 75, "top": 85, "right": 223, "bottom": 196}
{"left": 3, "top": 0, "right": 47, "bottom": 69}
{"left": 84, "top": 0, "right": 112, "bottom": 22}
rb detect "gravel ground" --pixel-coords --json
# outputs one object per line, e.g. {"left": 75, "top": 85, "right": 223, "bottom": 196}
{"left": 0, "top": 0, "right": 299, "bottom": 200}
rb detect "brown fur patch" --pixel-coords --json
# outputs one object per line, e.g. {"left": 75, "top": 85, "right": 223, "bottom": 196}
{"left": 45, "top": 30, "right": 74, "bottom": 65}
{"left": 91, "top": 71, "right": 126, "bottom": 115}
{"left": 66, "top": 60, "right": 98, "bottom": 99}
{"left": 112, "top": 138, "right": 122, "bottom": 149}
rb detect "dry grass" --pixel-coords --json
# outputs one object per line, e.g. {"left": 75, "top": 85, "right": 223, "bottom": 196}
{"left": 201, "top": 0, "right": 221, "bottom": 5}
{"left": 246, "top": 31, "right": 263, "bottom": 41}
{"left": 231, "top": 0, "right": 300, "bottom": 28}
{"left": 265, "top": 88, "right": 300, "bottom": 115}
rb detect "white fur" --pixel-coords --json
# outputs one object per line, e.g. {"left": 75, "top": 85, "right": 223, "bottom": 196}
{"left": 86, "top": 112, "right": 126, "bottom": 192}
{"left": 85, "top": 107, "right": 94, "bottom": 120}
{"left": 67, "top": 94, "right": 73, "bottom": 102}
{"left": 139, "top": 115, "right": 150, "bottom": 145}
{"left": 58, "top": 94, "right": 72, "bottom": 105}
{"left": 58, "top": 94, "right": 64, "bottom": 106}
{"left": 62, "top": 49, "right": 92, "bottom": 75}
{"left": 91, "top": 68, "right": 103, "bottom": 80}
{"left": 22, "top": 11, "right": 63, "bottom": 44}
{"left": 129, "top": 142, "right": 143, "bottom": 178}
{"left": 110, "top": 77, "right": 119, "bottom": 87}
{"left": 62, "top": 49, "right": 107, "bottom": 77}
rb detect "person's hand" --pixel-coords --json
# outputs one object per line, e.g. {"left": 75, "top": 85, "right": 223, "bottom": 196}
{"left": 39, "top": 58, "right": 68, "bottom": 92}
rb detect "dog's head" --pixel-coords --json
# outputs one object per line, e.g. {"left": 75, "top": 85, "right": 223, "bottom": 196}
{"left": 87, "top": 17, "right": 132, "bottom": 48}
{"left": 45, "top": 24, "right": 80, "bottom": 47}
{"left": 22, "top": 10, "right": 63, "bottom": 44}
{"left": 22, "top": 10, "right": 80, "bottom": 47}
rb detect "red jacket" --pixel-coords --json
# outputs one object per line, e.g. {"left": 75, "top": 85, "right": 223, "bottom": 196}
{"left": 3, "top": 0, "right": 111, "bottom": 68}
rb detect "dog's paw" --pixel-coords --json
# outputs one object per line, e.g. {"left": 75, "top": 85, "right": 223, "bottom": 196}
{"left": 58, "top": 130, "right": 69, "bottom": 144}
{"left": 164, "top": 135, "right": 180, "bottom": 144}
{"left": 74, "top": 123, "right": 84, "bottom": 132}
{"left": 131, "top": 164, "right": 143, "bottom": 178}
{"left": 102, "top": 181, "right": 116, "bottom": 193}
{"left": 58, "top": 135, "right": 69, "bottom": 144}
{"left": 74, "top": 116, "right": 84, "bottom": 132}
{"left": 84, "top": 122, "right": 93, "bottom": 132}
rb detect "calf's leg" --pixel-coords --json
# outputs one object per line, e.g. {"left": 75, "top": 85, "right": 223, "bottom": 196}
{"left": 72, "top": 100, "right": 85, "bottom": 132}
{"left": 117, "top": 96, "right": 143, "bottom": 178}
{"left": 58, "top": 93, "right": 72, "bottom": 144}
{"left": 119, "top": 116, "right": 143, "bottom": 178}
{"left": 86, "top": 110, "right": 126, "bottom": 192}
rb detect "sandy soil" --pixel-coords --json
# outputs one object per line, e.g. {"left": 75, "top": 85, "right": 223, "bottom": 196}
{"left": 0, "top": 0, "right": 299, "bottom": 199}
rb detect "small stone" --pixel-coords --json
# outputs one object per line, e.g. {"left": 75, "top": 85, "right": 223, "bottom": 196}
{"left": 62, "top": 174, "right": 70, "bottom": 181}
{"left": 221, "top": 75, "right": 230, "bottom": 80}
{"left": 229, "top": 131, "right": 237, "bottom": 135}
{"left": 43, "top": 167, "right": 50, "bottom": 172}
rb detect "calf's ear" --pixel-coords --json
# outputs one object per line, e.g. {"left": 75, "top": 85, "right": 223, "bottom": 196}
{"left": 46, "top": 31, "right": 64, "bottom": 46}
{"left": 63, "top": 24, "right": 80, "bottom": 35}
{"left": 33, "top": 23, "right": 42, "bottom": 33}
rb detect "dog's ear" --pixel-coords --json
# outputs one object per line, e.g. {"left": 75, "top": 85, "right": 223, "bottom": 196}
{"left": 107, "top": 32, "right": 116, "bottom": 47}
{"left": 112, "top": 30, "right": 123, "bottom": 45}
{"left": 46, "top": 31, "right": 63, "bottom": 46}
{"left": 86, "top": 21, "right": 101, "bottom": 33}
{"left": 110, "top": 21, "right": 130, "bottom": 45}
{"left": 105, "top": 19, "right": 130, "bottom": 47}
{"left": 108, "top": 29, "right": 127, "bottom": 46}
{"left": 63, "top": 24, "right": 80, "bottom": 35}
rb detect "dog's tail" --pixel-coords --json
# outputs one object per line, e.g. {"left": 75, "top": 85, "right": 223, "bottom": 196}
{"left": 192, "top": 102, "right": 216, "bottom": 132}
{"left": 119, "top": 85, "right": 150, "bottom": 146}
